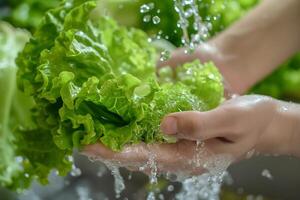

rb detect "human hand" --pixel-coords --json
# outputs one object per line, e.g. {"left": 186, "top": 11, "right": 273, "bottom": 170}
{"left": 157, "top": 43, "right": 248, "bottom": 96}
{"left": 83, "top": 95, "right": 299, "bottom": 175}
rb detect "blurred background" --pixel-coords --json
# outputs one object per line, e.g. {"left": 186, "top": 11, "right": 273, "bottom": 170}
{"left": 1, "top": 0, "right": 300, "bottom": 199}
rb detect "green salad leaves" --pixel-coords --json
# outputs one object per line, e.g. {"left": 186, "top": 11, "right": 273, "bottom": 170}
{"left": 0, "top": 0, "right": 223, "bottom": 189}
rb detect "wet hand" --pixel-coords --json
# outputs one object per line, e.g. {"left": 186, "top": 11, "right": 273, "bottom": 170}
{"left": 83, "top": 95, "right": 298, "bottom": 174}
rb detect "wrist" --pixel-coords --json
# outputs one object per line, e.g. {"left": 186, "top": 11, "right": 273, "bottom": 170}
{"left": 277, "top": 102, "right": 300, "bottom": 157}
{"left": 257, "top": 100, "right": 300, "bottom": 157}
{"left": 206, "top": 39, "right": 254, "bottom": 94}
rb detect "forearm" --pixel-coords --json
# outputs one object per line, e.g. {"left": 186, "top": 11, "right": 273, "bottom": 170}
{"left": 210, "top": 0, "right": 300, "bottom": 93}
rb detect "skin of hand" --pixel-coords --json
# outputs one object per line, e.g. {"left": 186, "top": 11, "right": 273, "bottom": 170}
{"left": 83, "top": 95, "right": 300, "bottom": 174}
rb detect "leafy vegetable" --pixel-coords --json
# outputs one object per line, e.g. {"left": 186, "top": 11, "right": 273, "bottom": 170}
{"left": 0, "top": 21, "right": 31, "bottom": 188}
{"left": 0, "top": 0, "right": 60, "bottom": 31}
{"left": 5, "top": 0, "right": 224, "bottom": 189}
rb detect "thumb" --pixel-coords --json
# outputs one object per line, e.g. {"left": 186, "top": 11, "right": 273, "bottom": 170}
{"left": 160, "top": 108, "right": 234, "bottom": 141}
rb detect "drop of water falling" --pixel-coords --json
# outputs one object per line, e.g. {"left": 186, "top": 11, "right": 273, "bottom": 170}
{"left": 105, "top": 162, "right": 125, "bottom": 199}
{"left": 66, "top": 155, "right": 74, "bottom": 162}
{"left": 97, "top": 165, "right": 107, "bottom": 177}
{"left": 152, "top": 16, "right": 161, "bottom": 24}
{"left": 246, "top": 149, "right": 256, "bottom": 159}
{"left": 167, "top": 185, "right": 174, "bottom": 192}
{"left": 127, "top": 172, "right": 132, "bottom": 180}
{"left": 148, "top": 153, "right": 158, "bottom": 185}
{"left": 261, "top": 169, "right": 273, "bottom": 180}
{"left": 147, "top": 192, "right": 156, "bottom": 200}
{"left": 76, "top": 186, "right": 92, "bottom": 200}
{"left": 158, "top": 194, "right": 164, "bottom": 200}
{"left": 173, "top": 0, "right": 210, "bottom": 50}
{"left": 15, "top": 156, "right": 23, "bottom": 163}
{"left": 70, "top": 164, "right": 82, "bottom": 177}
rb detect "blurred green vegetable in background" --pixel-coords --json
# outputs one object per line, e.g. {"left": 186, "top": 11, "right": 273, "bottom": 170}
{"left": 0, "top": 0, "right": 60, "bottom": 31}
{"left": 0, "top": 21, "right": 32, "bottom": 188}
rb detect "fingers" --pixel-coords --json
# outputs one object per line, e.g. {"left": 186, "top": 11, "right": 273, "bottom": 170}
{"left": 83, "top": 140, "right": 207, "bottom": 173}
{"left": 83, "top": 143, "right": 149, "bottom": 163}
{"left": 160, "top": 108, "right": 236, "bottom": 141}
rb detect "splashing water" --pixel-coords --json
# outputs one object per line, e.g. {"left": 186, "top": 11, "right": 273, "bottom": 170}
{"left": 105, "top": 162, "right": 125, "bottom": 199}
{"left": 173, "top": 0, "right": 210, "bottom": 52}
{"left": 96, "top": 164, "right": 107, "bottom": 177}
{"left": 139, "top": 150, "right": 159, "bottom": 200}
{"left": 176, "top": 174, "right": 222, "bottom": 200}
{"left": 163, "top": 142, "right": 233, "bottom": 200}
{"left": 76, "top": 186, "right": 92, "bottom": 200}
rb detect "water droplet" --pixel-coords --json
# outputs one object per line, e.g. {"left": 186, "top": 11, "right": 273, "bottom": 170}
{"left": 143, "top": 15, "right": 151, "bottom": 23}
{"left": 15, "top": 156, "right": 23, "bottom": 163}
{"left": 246, "top": 149, "right": 255, "bottom": 159}
{"left": 261, "top": 169, "right": 273, "bottom": 180}
{"left": 97, "top": 165, "right": 107, "bottom": 177}
{"left": 158, "top": 194, "right": 164, "bottom": 200}
{"left": 77, "top": 186, "right": 93, "bottom": 200}
{"left": 66, "top": 155, "right": 74, "bottom": 162}
{"left": 147, "top": 192, "right": 155, "bottom": 200}
{"left": 152, "top": 16, "right": 161, "bottom": 24}
{"left": 160, "top": 50, "right": 170, "bottom": 61}
{"left": 70, "top": 165, "right": 82, "bottom": 177}
{"left": 140, "top": 3, "right": 154, "bottom": 13}
{"left": 128, "top": 172, "right": 132, "bottom": 180}
{"left": 54, "top": 170, "right": 59, "bottom": 176}
{"left": 167, "top": 185, "right": 174, "bottom": 192}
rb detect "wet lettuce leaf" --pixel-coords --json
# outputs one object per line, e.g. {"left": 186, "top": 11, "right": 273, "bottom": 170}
{"left": 11, "top": 0, "right": 223, "bottom": 189}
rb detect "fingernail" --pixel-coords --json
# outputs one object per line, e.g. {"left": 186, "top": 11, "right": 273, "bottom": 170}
{"left": 161, "top": 117, "right": 178, "bottom": 135}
